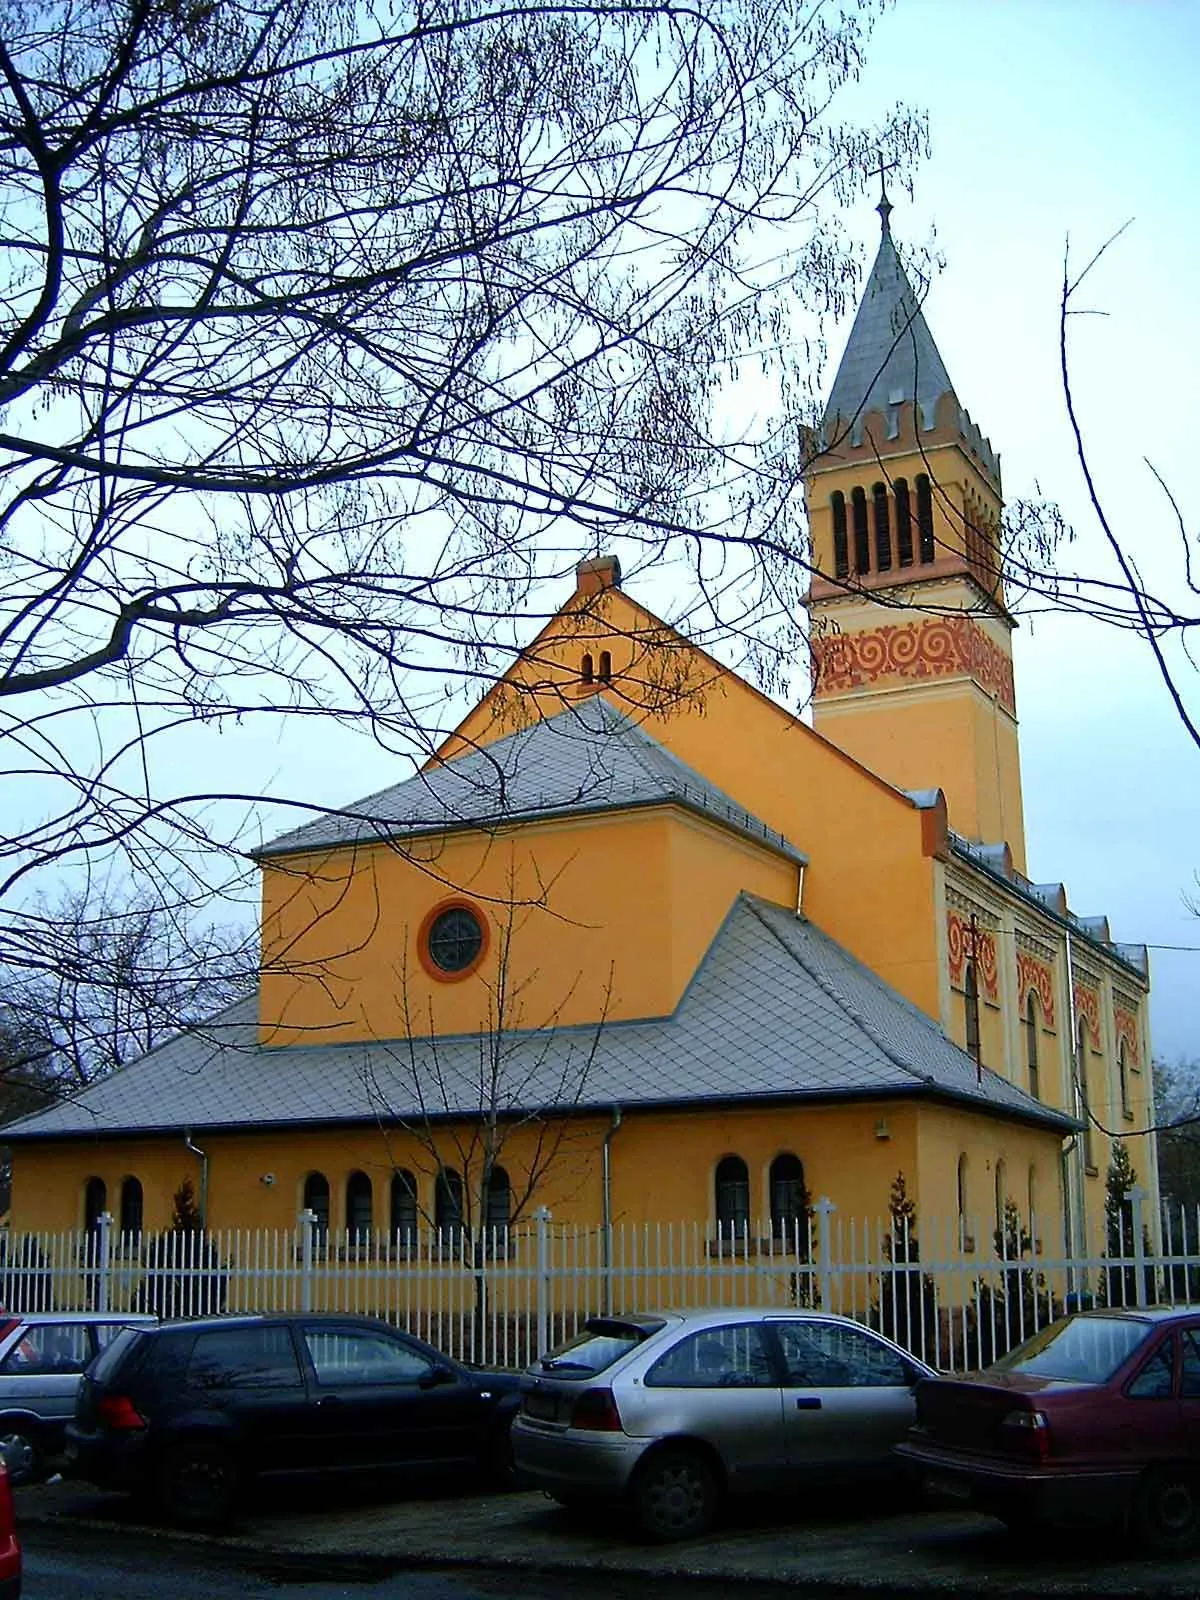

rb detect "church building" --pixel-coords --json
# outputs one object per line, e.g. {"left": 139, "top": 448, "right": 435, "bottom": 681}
{"left": 6, "top": 201, "right": 1155, "bottom": 1267}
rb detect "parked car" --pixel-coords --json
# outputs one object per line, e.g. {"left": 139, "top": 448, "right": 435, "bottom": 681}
{"left": 0, "top": 1464, "right": 19, "bottom": 1600}
{"left": 0, "top": 1311, "right": 158, "bottom": 1484}
{"left": 895, "top": 1307, "right": 1200, "bottom": 1553}
{"left": 512, "top": 1308, "right": 937, "bottom": 1540}
{"left": 66, "top": 1313, "right": 521, "bottom": 1526}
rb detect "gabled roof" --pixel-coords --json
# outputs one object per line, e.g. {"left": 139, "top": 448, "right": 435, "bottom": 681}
{"left": 259, "top": 695, "right": 804, "bottom": 864}
{"left": 824, "top": 199, "right": 955, "bottom": 433}
{"left": 7, "top": 895, "right": 1073, "bottom": 1143}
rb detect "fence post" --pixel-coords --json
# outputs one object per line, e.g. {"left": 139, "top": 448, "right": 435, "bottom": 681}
{"left": 1131, "top": 1186, "right": 1148, "bottom": 1308}
{"left": 534, "top": 1206, "right": 552, "bottom": 1359}
{"left": 96, "top": 1212, "right": 113, "bottom": 1315}
{"left": 814, "top": 1198, "right": 836, "bottom": 1312}
{"left": 298, "top": 1209, "right": 316, "bottom": 1313}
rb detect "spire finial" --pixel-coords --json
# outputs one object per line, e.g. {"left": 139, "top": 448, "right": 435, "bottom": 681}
{"left": 876, "top": 155, "right": 894, "bottom": 232}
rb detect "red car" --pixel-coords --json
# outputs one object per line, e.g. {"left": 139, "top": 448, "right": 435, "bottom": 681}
{"left": 0, "top": 1462, "right": 20, "bottom": 1598}
{"left": 896, "top": 1308, "right": 1200, "bottom": 1554}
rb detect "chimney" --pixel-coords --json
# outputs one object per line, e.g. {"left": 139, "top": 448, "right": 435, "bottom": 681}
{"left": 575, "top": 555, "right": 622, "bottom": 597}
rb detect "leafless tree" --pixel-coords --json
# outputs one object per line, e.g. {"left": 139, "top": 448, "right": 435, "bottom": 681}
{"left": 2, "top": 877, "right": 255, "bottom": 1085}
{"left": 0, "top": 0, "right": 925, "bottom": 978}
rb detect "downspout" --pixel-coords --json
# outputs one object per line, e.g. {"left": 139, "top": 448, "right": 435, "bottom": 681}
{"left": 1062, "top": 928, "right": 1086, "bottom": 1293}
{"left": 601, "top": 1106, "right": 623, "bottom": 1314}
{"left": 795, "top": 863, "right": 806, "bottom": 917}
{"left": 184, "top": 1130, "right": 209, "bottom": 1229}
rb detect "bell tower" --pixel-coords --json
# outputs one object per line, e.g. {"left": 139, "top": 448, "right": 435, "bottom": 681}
{"left": 804, "top": 194, "right": 1027, "bottom": 872}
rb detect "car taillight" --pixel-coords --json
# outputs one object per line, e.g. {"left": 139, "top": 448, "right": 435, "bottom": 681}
{"left": 1000, "top": 1408, "right": 1051, "bottom": 1460}
{"left": 571, "top": 1387, "right": 624, "bottom": 1432}
{"left": 98, "top": 1394, "right": 147, "bottom": 1431}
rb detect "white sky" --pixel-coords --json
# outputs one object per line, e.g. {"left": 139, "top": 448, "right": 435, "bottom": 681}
{"left": 838, "top": 0, "right": 1200, "bottom": 1062}
{"left": 122, "top": 0, "right": 1197, "bottom": 1065}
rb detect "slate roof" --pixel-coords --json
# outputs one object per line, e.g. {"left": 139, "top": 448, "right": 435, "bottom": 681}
{"left": 259, "top": 697, "right": 803, "bottom": 865}
{"left": 824, "top": 200, "right": 955, "bottom": 432}
{"left": 6, "top": 896, "right": 1074, "bottom": 1143}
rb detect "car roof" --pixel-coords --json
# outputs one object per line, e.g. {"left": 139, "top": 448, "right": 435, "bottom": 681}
{"left": 0, "top": 1312, "right": 158, "bottom": 1326}
{"left": 152, "top": 1312, "right": 409, "bottom": 1336}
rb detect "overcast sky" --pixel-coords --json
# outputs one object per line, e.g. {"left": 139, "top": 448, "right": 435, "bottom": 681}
{"left": 835, "top": 0, "right": 1199, "bottom": 1062}
{"left": 164, "top": 1, "right": 1198, "bottom": 1066}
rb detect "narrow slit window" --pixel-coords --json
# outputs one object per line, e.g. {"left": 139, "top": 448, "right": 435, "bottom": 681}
{"left": 580, "top": 653, "right": 594, "bottom": 684}
{"left": 598, "top": 650, "right": 612, "bottom": 682}
{"left": 831, "top": 491, "right": 849, "bottom": 579}
{"left": 715, "top": 1156, "right": 750, "bottom": 1234}
{"left": 872, "top": 483, "right": 892, "bottom": 571}
{"left": 1024, "top": 993, "right": 1040, "bottom": 1099}
{"left": 851, "top": 487, "right": 870, "bottom": 574}
{"left": 963, "top": 962, "right": 981, "bottom": 1066}
{"left": 895, "top": 479, "right": 913, "bottom": 566}
{"left": 916, "top": 474, "right": 935, "bottom": 563}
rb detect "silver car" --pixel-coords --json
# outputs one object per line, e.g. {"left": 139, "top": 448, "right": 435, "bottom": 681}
{"left": 512, "top": 1307, "right": 937, "bottom": 1540}
{"left": 0, "top": 1311, "right": 157, "bottom": 1482}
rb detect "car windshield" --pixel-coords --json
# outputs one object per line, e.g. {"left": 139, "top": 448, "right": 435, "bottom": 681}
{"left": 538, "top": 1318, "right": 662, "bottom": 1376}
{"left": 989, "top": 1315, "right": 1151, "bottom": 1383}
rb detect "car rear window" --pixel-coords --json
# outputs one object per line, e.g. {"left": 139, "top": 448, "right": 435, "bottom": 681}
{"left": 537, "top": 1318, "right": 663, "bottom": 1376}
{"left": 88, "top": 1325, "right": 147, "bottom": 1384}
{"left": 990, "top": 1315, "right": 1151, "bottom": 1383}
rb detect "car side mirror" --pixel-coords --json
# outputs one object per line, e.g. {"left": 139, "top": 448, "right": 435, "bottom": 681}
{"left": 419, "top": 1362, "right": 457, "bottom": 1389}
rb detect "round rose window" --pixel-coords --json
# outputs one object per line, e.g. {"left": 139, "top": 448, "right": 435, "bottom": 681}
{"left": 426, "top": 906, "right": 485, "bottom": 974}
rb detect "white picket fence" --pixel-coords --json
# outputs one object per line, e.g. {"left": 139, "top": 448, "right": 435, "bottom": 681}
{"left": 1, "top": 1196, "right": 1195, "bottom": 1371}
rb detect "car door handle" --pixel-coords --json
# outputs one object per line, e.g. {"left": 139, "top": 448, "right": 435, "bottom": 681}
{"left": 795, "top": 1397, "right": 822, "bottom": 1411}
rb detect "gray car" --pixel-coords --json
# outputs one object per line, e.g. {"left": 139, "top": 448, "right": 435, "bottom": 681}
{"left": 0, "top": 1311, "right": 157, "bottom": 1482}
{"left": 512, "top": 1307, "right": 937, "bottom": 1540}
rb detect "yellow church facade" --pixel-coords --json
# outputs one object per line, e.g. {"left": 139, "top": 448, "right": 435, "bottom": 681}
{"left": 7, "top": 203, "right": 1155, "bottom": 1272}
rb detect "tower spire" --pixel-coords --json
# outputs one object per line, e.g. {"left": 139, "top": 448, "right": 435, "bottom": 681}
{"left": 876, "top": 156, "right": 893, "bottom": 232}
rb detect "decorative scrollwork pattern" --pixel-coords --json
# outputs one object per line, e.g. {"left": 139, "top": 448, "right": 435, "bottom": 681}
{"left": 1016, "top": 952, "right": 1056, "bottom": 1028}
{"left": 1113, "top": 1006, "right": 1141, "bottom": 1068}
{"left": 947, "top": 911, "right": 999, "bottom": 1002}
{"left": 813, "top": 616, "right": 1016, "bottom": 714}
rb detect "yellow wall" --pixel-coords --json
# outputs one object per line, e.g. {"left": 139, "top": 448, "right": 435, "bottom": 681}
{"left": 915, "top": 1103, "right": 1066, "bottom": 1255}
{"left": 433, "top": 587, "right": 944, "bottom": 1021}
{"left": 260, "top": 806, "right": 798, "bottom": 1044}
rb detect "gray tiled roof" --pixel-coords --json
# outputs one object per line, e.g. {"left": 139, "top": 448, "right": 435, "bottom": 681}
{"left": 259, "top": 697, "right": 804, "bottom": 865}
{"left": 825, "top": 206, "right": 954, "bottom": 432}
{"left": 7, "top": 896, "right": 1073, "bottom": 1143}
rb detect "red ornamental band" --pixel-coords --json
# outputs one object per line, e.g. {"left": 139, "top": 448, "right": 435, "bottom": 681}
{"left": 813, "top": 617, "right": 1016, "bottom": 714}
{"left": 1016, "top": 951, "right": 1056, "bottom": 1028}
{"left": 1113, "top": 1007, "right": 1141, "bottom": 1068}
{"left": 1072, "top": 983, "right": 1101, "bottom": 1046}
{"left": 947, "top": 912, "right": 999, "bottom": 1002}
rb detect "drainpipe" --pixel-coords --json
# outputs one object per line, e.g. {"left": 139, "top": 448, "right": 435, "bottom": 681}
{"left": 184, "top": 1130, "right": 209, "bottom": 1229}
{"left": 601, "top": 1106, "right": 623, "bottom": 1314}
{"left": 1063, "top": 928, "right": 1087, "bottom": 1294}
{"left": 795, "top": 864, "right": 806, "bottom": 917}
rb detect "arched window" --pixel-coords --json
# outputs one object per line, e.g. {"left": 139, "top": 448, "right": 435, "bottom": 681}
{"left": 1024, "top": 993, "right": 1040, "bottom": 1099}
{"left": 872, "top": 482, "right": 892, "bottom": 571}
{"left": 346, "top": 1170, "right": 373, "bottom": 1241}
{"left": 580, "top": 652, "right": 594, "bottom": 684}
{"left": 851, "top": 487, "right": 870, "bottom": 574}
{"left": 84, "top": 1177, "right": 106, "bottom": 1233}
{"left": 915, "top": 473, "right": 935, "bottom": 563}
{"left": 598, "top": 650, "right": 612, "bottom": 683}
{"left": 769, "top": 1153, "right": 807, "bottom": 1244}
{"left": 994, "top": 1158, "right": 1007, "bottom": 1238}
{"left": 485, "top": 1166, "right": 511, "bottom": 1232}
{"left": 390, "top": 1170, "right": 418, "bottom": 1242}
{"left": 119, "top": 1177, "right": 143, "bottom": 1237}
{"left": 963, "top": 962, "right": 981, "bottom": 1066}
{"left": 831, "top": 491, "right": 849, "bottom": 579}
{"left": 895, "top": 478, "right": 913, "bottom": 566}
{"left": 714, "top": 1156, "right": 750, "bottom": 1234}
{"left": 1119, "top": 1043, "right": 1131, "bottom": 1121}
{"left": 303, "top": 1171, "right": 330, "bottom": 1238}
{"left": 1076, "top": 1020, "right": 1094, "bottom": 1171}
{"left": 956, "top": 1154, "right": 970, "bottom": 1249}
{"left": 435, "top": 1168, "right": 464, "bottom": 1240}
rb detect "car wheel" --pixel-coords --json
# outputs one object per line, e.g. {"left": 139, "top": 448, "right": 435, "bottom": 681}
{"left": 1132, "top": 1467, "right": 1200, "bottom": 1556}
{"left": 0, "top": 1424, "right": 42, "bottom": 1486}
{"left": 158, "top": 1442, "right": 241, "bottom": 1529}
{"left": 632, "top": 1446, "right": 718, "bottom": 1542}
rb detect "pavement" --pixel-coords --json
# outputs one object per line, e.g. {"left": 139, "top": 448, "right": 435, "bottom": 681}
{"left": 17, "top": 1476, "right": 1200, "bottom": 1597}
